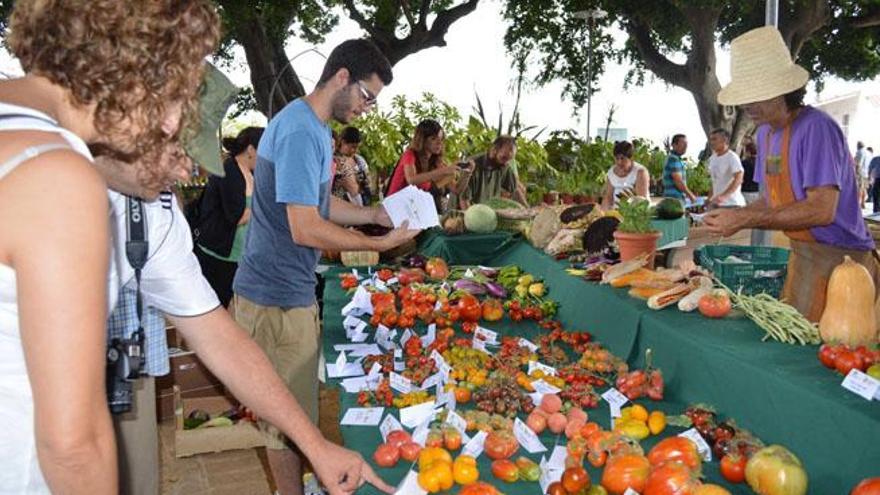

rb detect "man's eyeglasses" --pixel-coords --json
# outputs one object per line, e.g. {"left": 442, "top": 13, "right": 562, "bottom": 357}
{"left": 355, "top": 80, "right": 377, "bottom": 107}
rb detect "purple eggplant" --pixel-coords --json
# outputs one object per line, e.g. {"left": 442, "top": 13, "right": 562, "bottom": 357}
{"left": 404, "top": 254, "right": 427, "bottom": 269}
{"left": 453, "top": 279, "right": 487, "bottom": 295}
{"left": 484, "top": 281, "right": 507, "bottom": 299}
{"left": 477, "top": 266, "right": 499, "bottom": 279}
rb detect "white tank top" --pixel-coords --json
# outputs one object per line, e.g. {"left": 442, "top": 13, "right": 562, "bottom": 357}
{"left": 606, "top": 162, "right": 650, "bottom": 207}
{"left": 0, "top": 103, "right": 95, "bottom": 493}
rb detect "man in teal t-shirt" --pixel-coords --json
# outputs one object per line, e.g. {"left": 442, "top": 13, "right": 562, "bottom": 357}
{"left": 663, "top": 133, "right": 697, "bottom": 202}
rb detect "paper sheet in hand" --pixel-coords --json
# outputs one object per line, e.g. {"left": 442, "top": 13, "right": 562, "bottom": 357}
{"left": 382, "top": 186, "right": 439, "bottom": 229}
{"left": 340, "top": 407, "right": 384, "bottom": 426}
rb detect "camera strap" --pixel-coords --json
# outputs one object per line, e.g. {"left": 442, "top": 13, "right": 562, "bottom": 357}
{"left": 125, "top": 196, "right": 148, "bottom": 374}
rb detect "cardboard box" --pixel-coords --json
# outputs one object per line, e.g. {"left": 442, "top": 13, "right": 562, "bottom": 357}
{"left": 156, "top": 350, "right": 224, "bottom": 421}
{"left": 173, "top": 386, "right": 264, "bottom": 457}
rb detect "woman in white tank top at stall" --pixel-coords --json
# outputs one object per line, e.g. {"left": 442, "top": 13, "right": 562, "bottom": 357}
{"left": 601, "top": 140, "right": 651, "bottom": 209}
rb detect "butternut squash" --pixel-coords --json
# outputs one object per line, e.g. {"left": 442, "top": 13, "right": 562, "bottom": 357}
{"left": 819, "top": 256, "right": 878, "bottom": 346}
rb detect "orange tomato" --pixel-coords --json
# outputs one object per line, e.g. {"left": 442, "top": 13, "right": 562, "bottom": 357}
{"left": 601, "top": 454, "right": 650, "bottom": 494}
{"left": 454, "top": 387, "right": 472, "bottom": 403}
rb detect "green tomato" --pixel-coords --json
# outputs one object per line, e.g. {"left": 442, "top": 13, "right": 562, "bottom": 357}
{"left": 868, "top": 364, "right": 880, "bottom": 380}
{"left": 587, "top": 485, "right": 608, "bottom": 495}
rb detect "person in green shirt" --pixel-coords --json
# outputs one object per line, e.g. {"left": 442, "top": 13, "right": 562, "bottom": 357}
{"left": 458, "top": 135, "right": 528, "bottom": 208}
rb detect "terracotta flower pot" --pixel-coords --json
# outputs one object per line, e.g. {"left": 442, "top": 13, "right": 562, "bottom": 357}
{"left": 561, "top": 193, "right": 575, "bottom": 204}
{"left": 574, "top": 194, "right": 589, "bottom": 204}
{"left": 613, "top": 230, "right": 661, "bottom": 268}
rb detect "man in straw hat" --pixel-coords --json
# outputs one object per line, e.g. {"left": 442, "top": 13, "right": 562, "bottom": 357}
{"left": 704, "top": 26, "right": 880, "bottom": 325}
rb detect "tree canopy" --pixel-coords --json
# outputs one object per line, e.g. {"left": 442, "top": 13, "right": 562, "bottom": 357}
{"left": 503, "top": 0, "right": 880, "bottom": 146}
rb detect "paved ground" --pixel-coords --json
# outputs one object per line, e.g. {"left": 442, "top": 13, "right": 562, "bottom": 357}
{"left": 160, "top": 386, "right": 342, "bottom": 495}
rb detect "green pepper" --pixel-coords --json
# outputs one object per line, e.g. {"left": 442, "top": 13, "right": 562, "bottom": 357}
{"left": 515, "top": 456, "right": 541, "bottom": 482}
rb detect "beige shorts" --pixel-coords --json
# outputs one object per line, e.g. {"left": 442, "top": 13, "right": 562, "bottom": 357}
{"left": 233, "top": 295, "right": 321, "bottom": 450}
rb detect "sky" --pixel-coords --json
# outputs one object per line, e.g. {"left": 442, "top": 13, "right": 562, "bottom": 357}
{"left": 2, "top": 0, "right": 878, "bottom": 160}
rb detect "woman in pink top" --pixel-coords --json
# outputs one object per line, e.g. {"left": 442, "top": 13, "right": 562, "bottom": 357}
{"left": 385, "top": 119, "right": 470, "bottom": 203}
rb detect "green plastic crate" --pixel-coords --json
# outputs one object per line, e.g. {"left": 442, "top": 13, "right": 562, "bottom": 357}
{"left": 695, "top": 245, "right": 790, "bottom": 297}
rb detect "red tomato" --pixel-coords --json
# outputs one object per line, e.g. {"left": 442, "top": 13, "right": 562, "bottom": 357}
{"left": 835, "top": 349, "right": 864, "bottom": 375}
{"left": 818, "top": 344, "right": 839, "bottom": 369}
{"left": 643, "top": 461, "right": 700, "bottom": 495}
{"left": 600, "top": 454, "right": 650, "bottom": 494}
{"left": 399, "top": 442, "right": 422, "bottom": 462}
{"left": 457, "top": 295, "right": 483, "bottom": 323}
{"left": 484, "top": 431, "right": 518, "bottom": 460}
{"left": 490, "top": 459, "right": 519, "bottom": 483}
{"left": 698, "top": 290, "right": 732, "bottom": 318}
{"left": 372, "top": 443, "right": 399, "bottom": 468}
{"left": 547, "top": 481, "right": 567, "bottom": 495}
{"left": 386, "top": 430, "right": 411, "bottom": 449}
{"left": 719, "top": 454, "right": 746, "bottom": 484}
{"left": 647, "top": 437, "right": 702, "bottom": 471}
{"left": 562, "top": 466, "right": 591, "bottom": 493}
{"left": 852, "top": 477, "right": 880, "bottom": 495}
{"left": 854, "top": 346, "right": 875, "bottom": 370}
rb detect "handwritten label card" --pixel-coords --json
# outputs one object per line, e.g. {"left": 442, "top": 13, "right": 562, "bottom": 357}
{"left": 379, "top": 414, "right": 404, "bottom": 442}
{"left": 389, "top": 372, "right": 412, "bottom": 394}
{"left": 841, "top": 369, "right": 880, "bottom": 401}
{"left": 601, "top": 388, "right": 629, "bottom": 419}
{"left": 400, "top": 401, "right": 437, "bottom": 429}
{"left": 513, "top": 417, "right": 547, "bottom": 453}
{"left": 519, "top": 337, "right": 539, "bottom": 352}
{"left": 474, "top": 326, "right": 498, "bottom": 344}
{"left": 678, "top": 428, "right": 713, "bottom": 462}
{"left": 539, "top": 456, "right": 563, "bottom": 494}
{"left": 340, "top": 407, "right": 384, "bottom": 426}
{"left": 461, "top": 430, "right": 487, "bottom": 458}
{"left": 420, "top": 372, "right": 443, "bottom": 391}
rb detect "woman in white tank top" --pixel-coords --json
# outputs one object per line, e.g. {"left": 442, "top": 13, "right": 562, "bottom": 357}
{"left": 0, "top": 2, "right": 219, "bottom": 493}
{"left": 601, "top": 140, "right": 651, "bottom": 209}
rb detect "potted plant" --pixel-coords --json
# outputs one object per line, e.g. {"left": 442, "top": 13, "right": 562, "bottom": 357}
{"left": 613, "top": 197, "right": 662, "bottom": 268}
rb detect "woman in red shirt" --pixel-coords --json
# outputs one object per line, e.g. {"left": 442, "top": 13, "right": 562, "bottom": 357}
{"left": 385, "top": 119, "right": 469, "bottom": 203}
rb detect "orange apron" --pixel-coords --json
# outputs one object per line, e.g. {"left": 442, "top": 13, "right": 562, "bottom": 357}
{"left": 765, "top": 120, "right": 880, "bottom": 323}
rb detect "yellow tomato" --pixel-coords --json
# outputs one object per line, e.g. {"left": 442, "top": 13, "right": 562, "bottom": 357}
{"left": 648, "top": 410, "right": 667, "bottom": 435}
{"left": 630, "top": 404, "right": 649, "bottom": 422}
{"left": 453, "top": 455, "right": 480, "bottom": 485}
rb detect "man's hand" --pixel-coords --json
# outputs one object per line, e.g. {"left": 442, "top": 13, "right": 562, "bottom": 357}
{"left": 371, "top": 206, "right": 394, "bottom": 228}
{"left": 376, "top": 221, "right": 420, "bottom": 251}
{"left": 703, "top": 208, "right": 750, "bottom": 237}
{"left": 310, "top": 441, "right": 394, "bottom": 494}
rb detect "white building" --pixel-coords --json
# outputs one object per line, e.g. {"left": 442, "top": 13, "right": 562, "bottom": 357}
{"left": 813, "top": 90, "right": 880, "bottom": 154}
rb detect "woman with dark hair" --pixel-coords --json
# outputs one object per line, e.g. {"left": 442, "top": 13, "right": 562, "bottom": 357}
{"left": 195, "top": 126, "right": 264, "bottom": 307}
{"left": 332, "top": 126, "right": 367, "bottom": 205}
{"left": 0, "top": 0, "right": 219, "bottom": 492}
{"left": 385, "top": 119, "right": 469, "bottom": 206}
{"left": 601, "top": 140, "right": 650, "bottom": 209}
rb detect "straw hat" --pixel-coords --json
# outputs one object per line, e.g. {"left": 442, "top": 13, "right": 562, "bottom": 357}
{"left": 717, "top": 26, "right": 810, "bottom": 106}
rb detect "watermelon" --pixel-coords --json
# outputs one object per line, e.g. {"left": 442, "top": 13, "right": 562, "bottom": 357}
{"left": 655, "top": 198, "right": 685, "bottom": 219}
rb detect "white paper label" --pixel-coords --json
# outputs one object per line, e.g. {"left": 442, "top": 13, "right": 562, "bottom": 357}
{"left": 375, "top": 325, "right": 392, "bottom": 349}
{"left": 445, "top": 410, "right": 468, "bottom": 437}
{"left": 420, "top": 372, "right": 443, "bottom": 391}
{"left": 340, "top": 407, "right": 384, "bottom": 426}
{"left": 352, "top": 268, "right": 360, "bottom": 279}
{"left": 519, "top": 337, "right": 539, "bottom": 352}
{"left": 340, "top": 376, "right": 379, "bottom": 393}
{"left": 389, "top": 372, "right": 412, "bottom": 394}
{"left": 539, "top": 456, "right": 563, "bottom": 494}
{"left": 422, "top": 324, "right": 437, "bottom": 347}
{"left": 411, "top": 421, "right": 431, "bottom": 446}
{"left": 379, "top": 414, "right": 404, "bottom": 442}
{"left": 340, "top": 344, "right": 382, "bottom": 357}
{"left": 400, "top": 328, "right": 413, "bottom": 348}
{"left": 343, "top": 315, "right": 365, "bottom": 331}
{"left": 387, "top": 277, "right": 398, "bottom": 286}
{"left": 394, "top": 348, "right": 402, "bottom": 359}
{"left": 394, "top": 361, "right": 405, "bottom": 372}
{"left": 474, "top": 326, "right": 499, "bottom": 344}
{"left": 436, "top": 387, "right": 455, "bottom": 411}
{"left": 400, "top": 401, "right": 437, "bottom": 429}
{"left": 841, "top": 369, "right": 880, "bottom": 401}
{"left": 431, "top": 350, "right": 451, "bottom": 379}
{"left": 464, "top": 268, "right": 475, "bottom": 278}
{"left": 461, "top": 430, "right": 487, "bottom": 458}
{"left": 547, "top": 445, "right": 567, "bottom": 470}
{"left": 602, "top": 388, "right": 629, "bottom": 418}
{"left": 531, "top": 380, "right": 561, "bottom": 395}
{"left": 472, "top": 338, "right": 491, "bottom": 354}
{"left": 367, "top": 362, "right": 382, "bottom": 378}
{"left": 679, "top": 428, "right": 713, "bottom": 462}
{"left": 325, "top": 361, "right": 365, "bottom": 379}
{"left": 335, "top": 351, "right": 347, "bottom": 375}
{"left": 528, "top": 361, "right": 558, "bottom": 377}
{"left": 513, "top": 417, "right": 547, "bottom": 453}
{"left": 394, "top": 470, "right": 426, "bottom": 495}
{"left": 342, "top": 285, "right": 373, "bottom": 316}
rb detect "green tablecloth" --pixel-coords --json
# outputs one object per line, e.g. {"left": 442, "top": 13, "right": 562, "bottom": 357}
{"left": 417, "top": 230, "right": 521, "bottom": 265}
{"left": 651, "top": 217, "right": 689, "bottom": 247}
{"left": 321, "top": 237, "right": 878, "bottom": 494}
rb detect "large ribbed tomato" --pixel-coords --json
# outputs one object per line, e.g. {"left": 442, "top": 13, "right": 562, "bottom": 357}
{"left": 644, "top": 461, "right": 700, "bottom": 495}
{"left": 601, "top": 454, "right": 650, "bottom": 495}
{"left": 457, "top": 295, "right": 483, "bottom": 323}
{"left": 647, "top": 437, "right": 702, "bottom": 471}
{"left": 852, "top": 477, "right": 880, "bottom": 495}
{"left": 484, "top": 431, "right": 518, "bottom": 460}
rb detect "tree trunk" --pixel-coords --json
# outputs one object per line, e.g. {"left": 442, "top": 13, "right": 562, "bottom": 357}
{"left": 234, "top": 17, "right": 306, "bottom": 118}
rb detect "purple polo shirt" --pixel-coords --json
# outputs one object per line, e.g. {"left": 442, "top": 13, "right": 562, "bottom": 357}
{"left": 755, "top": 106, "right": 874, "bottom": 251}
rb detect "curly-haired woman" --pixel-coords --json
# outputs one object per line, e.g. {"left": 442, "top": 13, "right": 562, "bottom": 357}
{"left": 0, "top": 1, "right": 219, "bottom": 493}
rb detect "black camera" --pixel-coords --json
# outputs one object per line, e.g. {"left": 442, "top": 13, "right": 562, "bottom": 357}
{"left": 106, "top": 331, "right": 145, "bottom": 415}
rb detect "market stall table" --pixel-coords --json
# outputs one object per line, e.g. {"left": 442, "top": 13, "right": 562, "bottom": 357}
{"left": 321, "top": 235, "right": 878, "bottom": 493}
